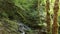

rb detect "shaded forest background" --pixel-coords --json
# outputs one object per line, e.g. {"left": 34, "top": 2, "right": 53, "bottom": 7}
{"left": 0, "top": 0, "right": 60, "bottom": 34}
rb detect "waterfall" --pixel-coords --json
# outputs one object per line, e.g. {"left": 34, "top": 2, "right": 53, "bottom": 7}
{"left": 18, "top": 23, "right": 31, "bottom": 34}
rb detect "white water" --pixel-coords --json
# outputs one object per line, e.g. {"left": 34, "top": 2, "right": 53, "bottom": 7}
{"left": 18, "top": 23, "right": 31, "bottom": 34}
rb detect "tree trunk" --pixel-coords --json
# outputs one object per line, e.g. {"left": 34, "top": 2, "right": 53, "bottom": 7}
{"left": 52, "top": 0, "right": 59, "bottom": 34}
{"left": 46, "top": 0, "right": 51, "bottom": 34}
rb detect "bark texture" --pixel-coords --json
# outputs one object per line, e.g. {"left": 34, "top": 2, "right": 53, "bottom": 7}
{"left": 46, "top": 0, "right": 51, "bottom": 34}
{"left": 52, "top": 0, "right": 59, "bottom": 34}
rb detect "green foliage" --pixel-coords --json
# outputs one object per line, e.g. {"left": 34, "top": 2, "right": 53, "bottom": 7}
{"left": 1, "top": 0, "right": 60, "bottom": 34}
{"left": 0, "top": 18, "right": 19, "bottom": 34}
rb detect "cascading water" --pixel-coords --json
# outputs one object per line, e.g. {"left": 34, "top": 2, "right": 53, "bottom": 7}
{"left": 18, "top": 23, "right": 31, "bottom": 34}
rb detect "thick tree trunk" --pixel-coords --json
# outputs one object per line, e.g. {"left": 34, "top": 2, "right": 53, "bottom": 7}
{"left": 52, "top": 0, "right": 59, "bottom": 34}
{"left": 46, "top": 0, "right": 51, "bottom": 34}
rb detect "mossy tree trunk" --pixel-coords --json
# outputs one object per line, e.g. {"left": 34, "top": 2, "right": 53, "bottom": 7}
{"left": 46, "top": 0, "right": 51, "bottom": 34}
{"left": 52, "top": 0, "right": 59, "bottom": 34}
